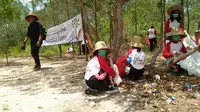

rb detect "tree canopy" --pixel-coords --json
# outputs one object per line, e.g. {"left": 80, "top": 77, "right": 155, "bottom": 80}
{"left": 0, "top": 0, "right": 200, "bottom": 60}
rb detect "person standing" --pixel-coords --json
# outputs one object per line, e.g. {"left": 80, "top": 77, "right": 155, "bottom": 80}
{"left": 165, "top": 4, "right": 184, "bottom": 33}
{"left": 147, "top": 25, "right": 157, "bottom": 52}
{"left": 22, "top": 12, "right": 43, "bottom": 71}
{"left": 81, "top": 39, "right": 89, "bottom": 54}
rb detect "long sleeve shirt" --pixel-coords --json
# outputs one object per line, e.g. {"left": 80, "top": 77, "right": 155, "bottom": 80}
{"left": 165, "top": 19, "right": 183, "bottom": 33}
{"left": 163, "top": 41, "right": 187, "bottom": 59}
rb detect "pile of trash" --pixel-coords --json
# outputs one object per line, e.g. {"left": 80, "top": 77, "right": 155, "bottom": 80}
{"left": 119, "top": 74, "right": 200, "bottom": 111}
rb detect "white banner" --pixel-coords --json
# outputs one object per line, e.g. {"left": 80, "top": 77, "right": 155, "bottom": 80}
{"left": 42, "top": 14, "right": 83, "bottom": 46}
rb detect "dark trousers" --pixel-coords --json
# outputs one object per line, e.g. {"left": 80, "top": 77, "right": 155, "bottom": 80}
{"left": 149, "top": 38, "right": 157, "bottom": 51}
{"left": 128, "top": 67, "right": 145, "bottom": 81}
{"left": 170, "top": 64, "right": 186, "bottom": 74}
{"left": 85, "top": 75, "right": 110, "bottom": 91}
{"left": 82, "top": 44, "right": 89, "bottom": 54}
{"left": 31, "top": 45, "right": 41, "bottom": 66}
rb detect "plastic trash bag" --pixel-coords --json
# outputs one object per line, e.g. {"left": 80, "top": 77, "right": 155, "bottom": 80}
{"left": 177, "top": 31, "right": 200, "bottom": 76}
{"left": 112, "top": 64, "right": 122, "bottom": 86}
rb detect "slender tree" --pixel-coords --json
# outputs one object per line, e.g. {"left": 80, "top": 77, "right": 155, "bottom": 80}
{"left": 186, "top": 0, "right": 190, "bottom": 32}
{"left": 148, "top": 0, "right": 165, "bottom": 74}
{"left": 66, "top": 0, "right": 70, "bottom": 20}
{"left": 134, "top": 0, "right": 137, "bottom": 34}
{"left": 94, "top": 0, "right": 99, "bottom": 40}
{"left": 181, "top": 0, "right": 184, "bottom": 28}
{"left": 50, "top": 0, "right": 62, "bottom": 58}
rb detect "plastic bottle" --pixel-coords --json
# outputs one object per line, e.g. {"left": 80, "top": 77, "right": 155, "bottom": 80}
{"left": 2, "top": 100, "right": 8, "bottom": 111}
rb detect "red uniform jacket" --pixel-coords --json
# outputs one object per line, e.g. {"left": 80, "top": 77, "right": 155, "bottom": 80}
{"left": 163, "top": 41, "right": 187, "bottom": 59}
{"left": 165, "top": 19, "right": 183, "bottom": 33}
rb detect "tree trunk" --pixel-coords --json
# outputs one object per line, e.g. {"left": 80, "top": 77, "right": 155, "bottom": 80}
{"left": 5, "top": 53, "right": 9, "bottom": 66}
{"left": 134, "top": 0, "right": 137, "bottom": 34}
{"left": 148, "top": 0, "right": 164, "bottom": 74}
{"left": 104, "top": 9, "right": 113, "bottom": 46}
{"left": 81, "top": 7, "right": 88, "bottom": 61}
{"left": 78, "top": 0, "right": 99, "bottom": 41}
{"left": 66, "top": 0, "right": 70, "bottom": 19}
{"left": 181, "top": 0, "right": 184, "bottom": 29}
{"left": 109, "top": 15, "right": 113, "bottom": 46}
{"left": 186, "top": 0, "right": 189, "bottom": 32}
{"left": 50, "top": 0, "right": 62, "bottom": 58}
{"left": 94, "top": 0, "right": 99, "bottom": 40}
{"left": 111, "top": 0, "right": 125, "bottom": 62}
{"left": 163, "top": 0, "right": 166, "bottom": 46}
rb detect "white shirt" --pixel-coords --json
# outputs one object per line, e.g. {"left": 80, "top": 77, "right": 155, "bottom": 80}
{"left": 169, "top": 20, "right": 180, "bottom": 30}
{"left": 148, "top": 28, "right": 156, "bottom": 39}
{"left": 128, "top": 49, "right": 146, "bottom": 70}
{"left": 81, "top": 40, "right": 88, "bottom": 45}
{"left": 170, "top": 41, "right": 182, "bottom": 53}
{"left": 67, "top": 47, "right": 73, "bottom": 53}
{"left": 85, "top": 56, "right": 101, "bottom": 80}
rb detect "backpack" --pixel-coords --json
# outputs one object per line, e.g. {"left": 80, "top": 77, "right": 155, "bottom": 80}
{"left": 40, "top": 24, "right": 47, "bottom": 40}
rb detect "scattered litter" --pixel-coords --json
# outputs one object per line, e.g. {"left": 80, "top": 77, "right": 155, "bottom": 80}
{"left": 183, "top": 84, "right": 197, "bottom": 91}
{"left": 2, "top": 100, "right": 8, "bottom": 111}
{"left": 38, "top": 106, "right": 43, "bottom": 109}
{"left": 154, "top": 75, "right": 161, "bottom": 80}
{"left": 89, "top": 102, "right": 96, "bottom": 106}
{"left": 170, "top": 96, "right": 175, "bottom": 101}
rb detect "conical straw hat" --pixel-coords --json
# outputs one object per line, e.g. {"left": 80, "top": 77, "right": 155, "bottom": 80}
{"left": 25, "top": 11, "right": 39, "bottom": 21}
{"left": 90, "top": 41, "right": 112, "bottom": 57}
{"left": 129, "top": 36, "right": 144, "bottom": 48}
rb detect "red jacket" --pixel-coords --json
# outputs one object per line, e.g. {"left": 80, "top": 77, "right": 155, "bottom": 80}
{"left": 163, "top": 41, "right": 187, "bottom": 58}
{"left": 165, "top": 19, "right": 183, "bottom": 33}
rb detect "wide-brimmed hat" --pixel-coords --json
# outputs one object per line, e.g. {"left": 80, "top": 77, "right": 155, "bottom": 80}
{"left": 90, "top": 41, "right": 111, "bottom": 57}
{"left": 25, "top": 11, "right": 39, "bottom": 22}
{"left": 165, "top": 29, "right": 187, "bottom": 40}
{"left": 129, "top": 36, "right": 144, "bottom": 48}
{"left": 167, "top": 4, "right": 183, "bottom": 15}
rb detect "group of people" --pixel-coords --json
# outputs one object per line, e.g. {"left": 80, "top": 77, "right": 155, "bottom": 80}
{"left": 21, "top": 5, "right": 198, "bottom": 94}
{"left": 163, "top": 4, "right": 193, "bottom": 73}
{"left": 84, "top": 4, "right": 199, "bottom": 93}
{"left": 84, "top": 36, "right": 146, "bottom": 93}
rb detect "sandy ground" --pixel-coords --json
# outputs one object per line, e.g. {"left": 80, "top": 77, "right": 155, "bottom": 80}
{"left": 0, "top": 55, "right": 200, "bottom": 112}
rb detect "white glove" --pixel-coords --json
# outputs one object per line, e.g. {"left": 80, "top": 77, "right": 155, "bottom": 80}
{"left": 172, "top": 51, "right": 181, "bottom": 56}
{"left": 125, "top": 66, "right": 131, "bottom": 74}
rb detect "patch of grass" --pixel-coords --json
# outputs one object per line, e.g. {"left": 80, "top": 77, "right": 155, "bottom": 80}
{"left": 0, "top": 43, "right": 81, "bottom": 58}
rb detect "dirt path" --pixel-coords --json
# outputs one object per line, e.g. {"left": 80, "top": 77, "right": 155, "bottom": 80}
{"left": 0, "top": 55, "right": 200, "bottom": 112}
{"left": 0, "top": 56, "right": 126, "bottom": 112}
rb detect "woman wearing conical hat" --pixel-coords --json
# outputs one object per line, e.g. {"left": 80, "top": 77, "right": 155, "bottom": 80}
{"left": 165, "top": 4, "right": 184, "bottom": 33}
{"left": 163, "top": 29, "right": 188, "bottom": 73}
{"left": 126, "top": 36, "right": 146, "bottom": 81}
{"left": 84, "top": 41, "right": 119, "bottom": 94}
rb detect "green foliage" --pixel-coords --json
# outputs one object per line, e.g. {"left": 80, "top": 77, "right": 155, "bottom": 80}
{"left": 0, "top": 0, "right": 28, "bottom": 61}
{"left": 1, "top": 0, "right": 200, "bottom": 59}
{"left": 0, "top": 0, "right": 20, "bottom": 22}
